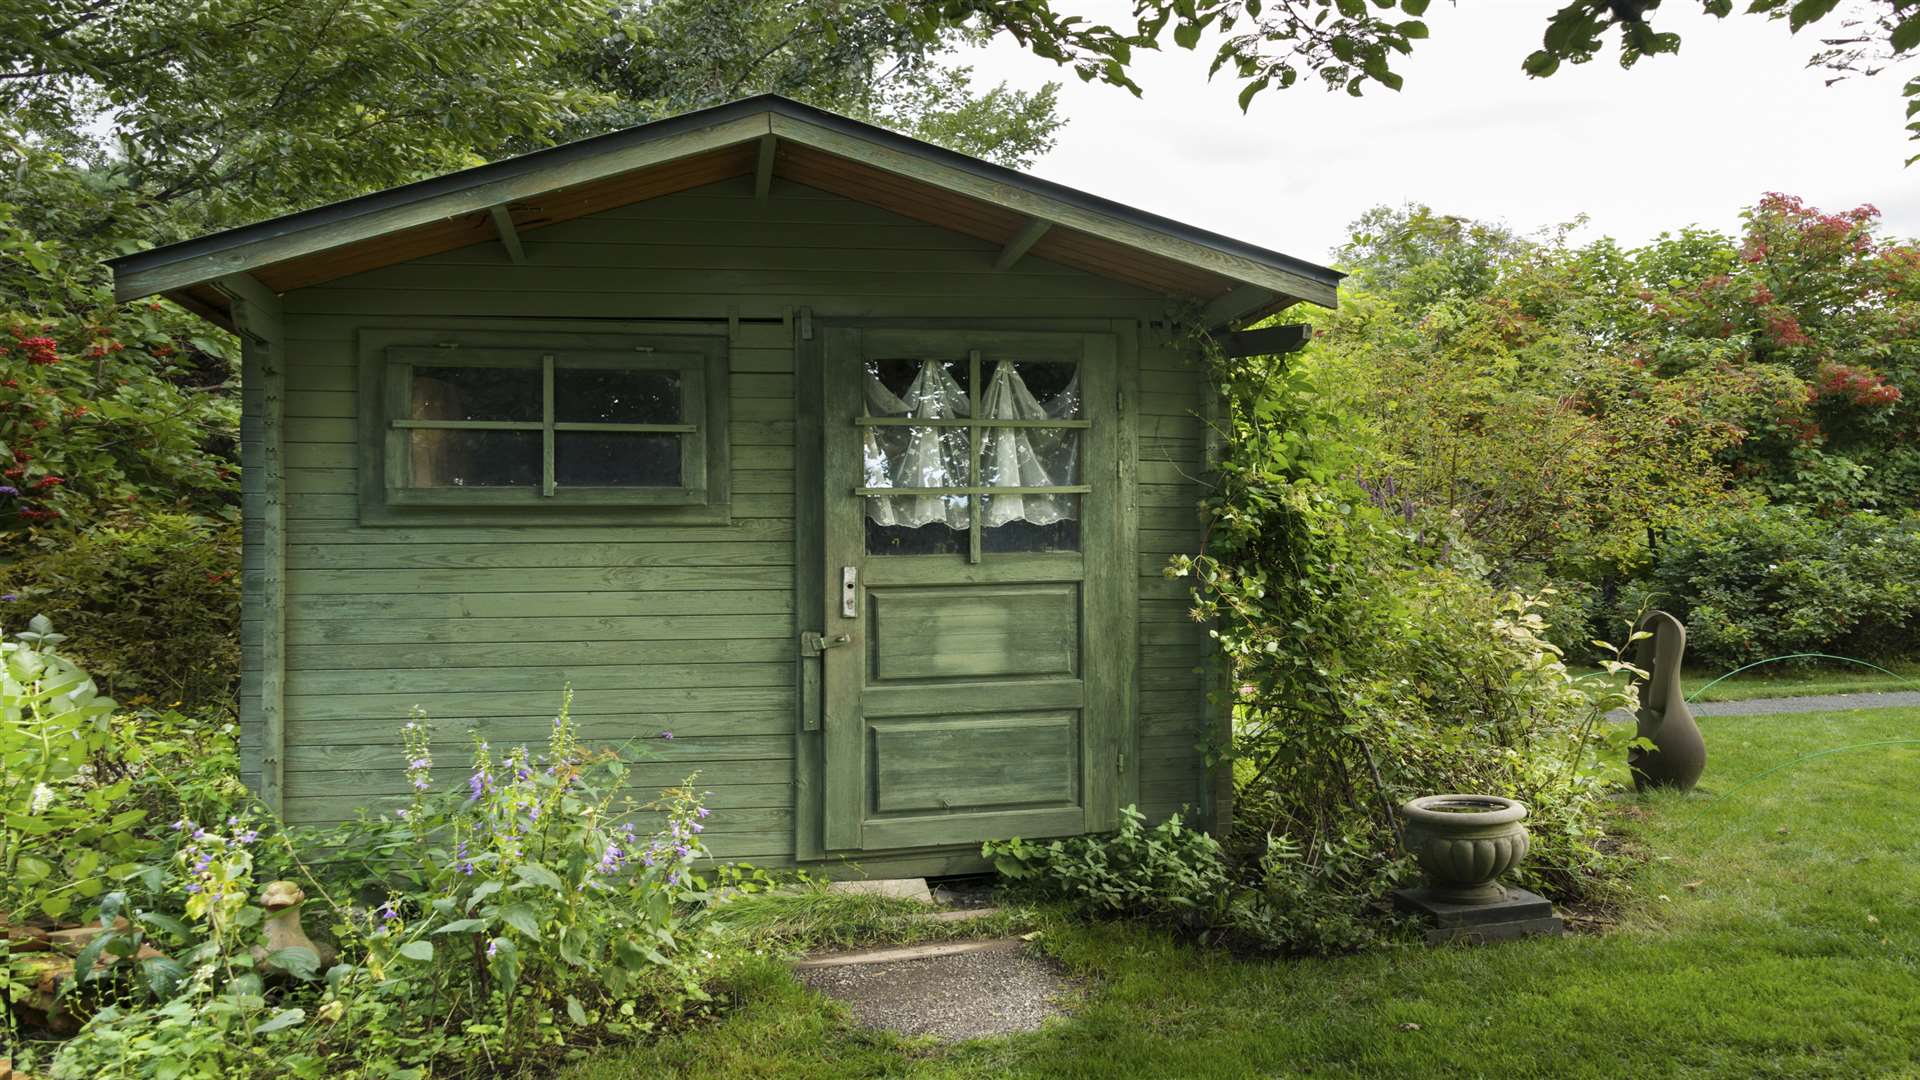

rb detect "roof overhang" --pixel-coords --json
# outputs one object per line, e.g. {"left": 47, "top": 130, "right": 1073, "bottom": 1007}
{"left": 109, "top": 95, "right": 1341, "bottom": 330}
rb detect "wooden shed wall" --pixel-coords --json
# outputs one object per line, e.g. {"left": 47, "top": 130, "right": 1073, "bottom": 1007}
{"left": 239, "top": 174, "right": 1218, "bottom": 862}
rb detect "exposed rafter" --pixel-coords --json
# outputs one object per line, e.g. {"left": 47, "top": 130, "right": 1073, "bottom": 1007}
{"left": 488, "top": 205, "right": 526, "bottom": 264}
{"left": 753, "top": 134, "right": 778, "bottom": 204}
{"left": 993, "top": 217, "right": 1052, "bottom": 271}
{"left": 1197, "top": 283, "right": 1278, "bottom": 330}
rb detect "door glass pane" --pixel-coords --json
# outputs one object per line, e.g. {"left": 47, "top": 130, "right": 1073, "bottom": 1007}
{"left": 555, "top": 367, "right": 681, "bottom": 424}
{"left": 1007, "top": 359, "right": 1080, "bottom": 419}
{"left": 866, "top": 502, "right": 970, "bottom": 556}
{"left": 556, "top": 431, "right": 682, "bottom": 487}
{"left": 979, "top": 427, "right": 1080, "bottom": 490}
{"left": 866, "top": 357, "right": 970, "bottom": 407}
{"left": 982, "top": 494, "right": 1081, "bottom": 553}
{"left": 407, "top": 429, "right": 539, "bottom": 487}
{"left": 410, "top": 365, "right": 540, "bottom": 422}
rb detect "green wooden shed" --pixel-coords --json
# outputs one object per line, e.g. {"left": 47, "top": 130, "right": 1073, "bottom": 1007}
{"left": 107, "top": 95, "right": 1340, "bottom": 877}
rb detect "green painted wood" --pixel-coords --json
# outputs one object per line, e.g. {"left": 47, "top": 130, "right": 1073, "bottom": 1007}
{"left": 285, "top": 566, "right": 790, "bottom": 594}
{"left": 867, "top": 584, "right": 1078, "bottom": 680}
{"left": 284, "top": 733, "right": 792, "bottom": 772}
{"left": 285, "top": 541, "right": 791, "bottom": 570}
{"left": 239, "top": 178, "right": 1230, "bottom": 866}
{"left": 791, "top": 316, "right": 826, "bottom": 860}
{"left": 1113, "top": 319, "right": 1144, "bottom": 816}
{"left": 116, "top": 111, "right": 774, "bottom": 301}
{"left": 767, "top": 113, "right": 1338, "bottom": 308}
{"left": 283, "top": 686, "right": 792, "bottom": 722}
{"left": 812, "top": 323, "right": 1127, "bottom": 853}
{"left": 871, "top": 713, "right": 1077, "bottom": 813}
{"left": 284, "top": 638, "right": 789, "bottom": 671}
{"left": 289, "top": 758, "right": 795, "bottom": 799}
{"left": 227, "top": 277, "right": 287, "bottom": 812}
{"left": 285, "top": 661, "right": 792, "bottom": 696}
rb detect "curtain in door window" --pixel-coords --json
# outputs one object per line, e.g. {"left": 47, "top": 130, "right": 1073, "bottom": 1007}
{"left": 862, "top": 358, "right": 1080, "bottom": 529}
{"left": 864, "top": 359, "right": 970, "bottom": 528}
{"left": 979, "top": 361, "right": 1079, "bottom": 526}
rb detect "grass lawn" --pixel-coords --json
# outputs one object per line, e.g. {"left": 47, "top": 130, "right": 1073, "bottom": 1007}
{"left": 570, "top": 707, "right": 1920, "bottom": 1079}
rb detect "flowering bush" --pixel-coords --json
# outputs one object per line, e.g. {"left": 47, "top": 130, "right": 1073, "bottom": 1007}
{"left": 43, "top": 690, "right": 730, "bottom": 1078}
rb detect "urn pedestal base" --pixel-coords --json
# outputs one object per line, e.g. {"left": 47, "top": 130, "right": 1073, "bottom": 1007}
{"left": 1392, "top": 885, "right": 1565, "bottom": 946}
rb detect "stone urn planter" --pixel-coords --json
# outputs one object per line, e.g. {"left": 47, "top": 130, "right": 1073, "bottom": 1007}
{"left": 1399, "top": 794, "right": 1530, "bottom": 905}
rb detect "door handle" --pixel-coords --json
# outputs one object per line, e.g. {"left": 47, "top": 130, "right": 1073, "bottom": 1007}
{"left": 800, "top": 631, "right": 851, "bottom": 656}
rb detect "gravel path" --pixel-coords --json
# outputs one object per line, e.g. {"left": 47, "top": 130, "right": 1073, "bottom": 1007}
{"left": 798, "top": 940, "right": 1070, "bottom": 1042}
{"left": 1690, "top": 691, "right": 1920, "bottom": 716}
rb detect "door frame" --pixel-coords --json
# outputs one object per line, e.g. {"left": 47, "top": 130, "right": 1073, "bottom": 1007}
{"left": 792, "top": 316, "right": 1141, "bottom": 864}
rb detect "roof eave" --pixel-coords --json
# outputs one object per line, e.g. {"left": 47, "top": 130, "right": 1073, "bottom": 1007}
{"left": 111, "top": 94, "right": 1342, "bottom": 309}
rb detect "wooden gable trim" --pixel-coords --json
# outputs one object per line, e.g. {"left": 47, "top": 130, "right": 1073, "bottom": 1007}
{"left": 113, "top": 97, "right": 1339, "bottom": 313}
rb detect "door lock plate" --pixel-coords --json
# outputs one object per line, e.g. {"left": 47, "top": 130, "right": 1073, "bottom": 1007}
{"left": 841, "top": 565, "right": 858, "bottom": 618}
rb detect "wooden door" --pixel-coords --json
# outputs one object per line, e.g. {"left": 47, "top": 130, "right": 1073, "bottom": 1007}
{"left": 816, "top": 326, "right": 1126, "bottom": 853}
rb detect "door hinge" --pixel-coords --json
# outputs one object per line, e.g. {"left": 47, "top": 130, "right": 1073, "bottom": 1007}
{"left": 1117, "top": 749, "right": 1128, "bottom": 775}
{"left": 800, "top": 630, "right": 850, "bottom": 657}
{"left": 798, "top": 306, "right": 814, "bottom": 341}
{"left": 1116, "top": 384, "right": 1127, "bottom": 419}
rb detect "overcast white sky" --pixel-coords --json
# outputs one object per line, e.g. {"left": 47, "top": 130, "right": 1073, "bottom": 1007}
{"left": 957, "top": 0, "right": 1919, "bottom": 267}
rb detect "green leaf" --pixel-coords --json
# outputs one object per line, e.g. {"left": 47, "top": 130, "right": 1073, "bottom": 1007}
{"left": 1786, "top": 0, "right": 1841, "bottom": 31}
{"left": 1893, "top": 14, "right": 1920, "bottom": 53}
{"left": 513, "top": 863, "right": 565, "bottom": 893}
{"left": 1401, "top": 0, "right": 1429, "bottom": 14}
{"left": 265, "top": 945, "right": 321, "bottom": 980}
{"left": 252, "top": 1008, "right": 306, "bottom": 1036}
{"left": 566, "top": 995, "right": 588, "bottom": 1026}
{"left": 398, "top": 940, "right": 435, "bottom": 962}
{"left": 466, "top": 880, "right": 503, "bottom": 910}
{"left": 499, "top": 903, "right": 542, "bottom": 939}
{"left": 433, "top": 918, "right": 490, "bottom": 935}
{"left": 141, "top": 955, "right": 187, "bottom": 998}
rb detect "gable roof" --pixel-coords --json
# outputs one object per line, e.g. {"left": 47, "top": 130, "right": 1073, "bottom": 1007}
{"left": 108, "top": 94, "right": 1340, "bottom": 328}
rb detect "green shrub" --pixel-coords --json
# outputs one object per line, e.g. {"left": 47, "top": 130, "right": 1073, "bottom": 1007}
{"left": 42, "top": 691, "right": 729, "bottom": 1079}
{"left": 0, "top": 514, "right": 241, "bottom": 709}
{"left": 1632, "top": 506, "right": 1920, "bottom": 668}
{"left": 983, "top": 807, "right": 1230, "bottom": 923}
{"left": 1158, "top": 334, "right": 1636, "bottom": 954}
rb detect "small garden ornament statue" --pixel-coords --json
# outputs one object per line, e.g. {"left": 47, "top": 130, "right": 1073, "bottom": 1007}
{"left": 1629, "top": 610, "right": 1707, "bottom": 793}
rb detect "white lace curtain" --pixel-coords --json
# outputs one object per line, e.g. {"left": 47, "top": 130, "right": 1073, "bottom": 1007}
{"left": 863, "top": 358, "right": 1080, "bottom": 529}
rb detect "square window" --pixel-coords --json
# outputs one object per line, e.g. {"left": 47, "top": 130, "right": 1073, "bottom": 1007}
{"left": 359, "top": 330, "right": 729, "bottom": 524}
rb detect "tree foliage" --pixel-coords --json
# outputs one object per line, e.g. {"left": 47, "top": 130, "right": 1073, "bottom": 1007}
{"left": 905, "top": 0, "right": 1920, "bottom": 156}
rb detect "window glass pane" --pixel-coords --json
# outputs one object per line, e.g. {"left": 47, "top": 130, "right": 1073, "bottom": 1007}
{"left": 555, "top": 367, "right": 682, "bottom": 424}
{"left": 979, "top": 427, "right": 1079, "bottom": 490}
{"left": 411, "top": 365, "right": 539, "bottom": 422}
{"left": 1006, "top": 359, "right": 1080, "bottom": 419}
{"left": 867, "top": 503, "right": 970, "bottom": 556}
{"left": 407, "top": 430, "right": 538, "bottom": 487}
{"left": 555, "top": 431, "right": 682, "bottom": 487}
{"left": 982, "top": 494, "right": 1081, "bottom": 553}
{"left": 866, "top": 357, "right": 969, "bottom": 405}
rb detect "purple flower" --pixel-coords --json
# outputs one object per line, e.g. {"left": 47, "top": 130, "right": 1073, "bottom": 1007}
{"left": 380, "top": 903, "right": 399, "bottom": 922}
{"left": 486, "top": 940, "right": 498, "bottom": 959}
{"left": 0, "top": 593, "right": 17, "bottom": 602}
{"left": 659, "top": 730, "right": 674, "bottom": 741}
{"left": 696, "top": 807, "right": 711, "bottom": 820}
{"left": 666, "top": 872, "right": 679, "bottom": 886}
{"left": 0, "top": 486, "right": 17, "bottom": 497}
{"left": 674, "top": 844, "right": 690, "bottom": 858}
{"left": 468, "top": 772, "right": 488, "bottom": 802}
{"left": 237, "top": 830, "right": 258, "bottom": 845}
{"left": 691, "top": 823, "right": 704, "bottom": 834}
{"left": 185, "top": 883, "right": 201, "bottom": 894}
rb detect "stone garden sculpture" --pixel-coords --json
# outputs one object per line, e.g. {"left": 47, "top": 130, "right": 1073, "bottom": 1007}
{"left": 1629, "top": 610, "right": 1707, "bottom": 792}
